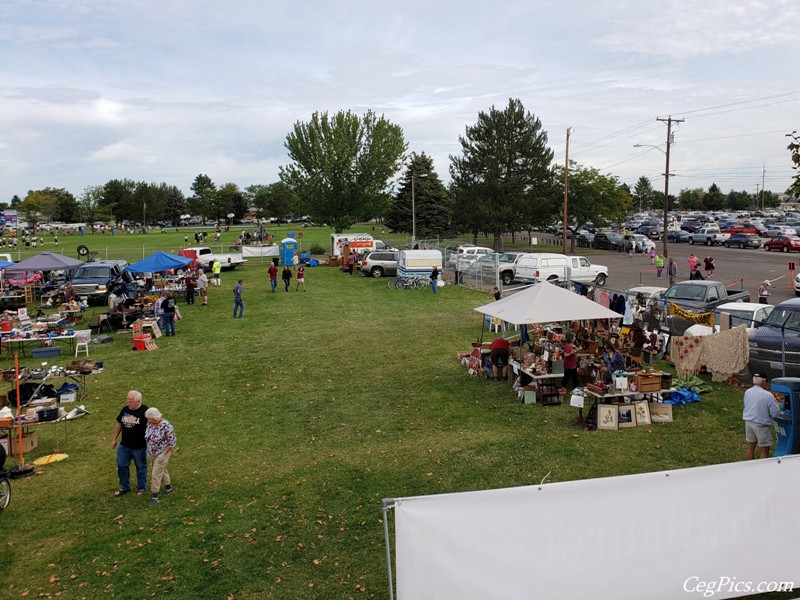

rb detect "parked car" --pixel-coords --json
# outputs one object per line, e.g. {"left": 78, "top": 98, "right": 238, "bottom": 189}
{"left": 689, "top": 227, "right": 730, "bottom": 246}
{"left": 748, "top": 299, "right": 800, "bottom": 378}
{"left": 447, "top": 245, "right": 493, "bottom": 269}
{"left": 637, "top": 225, "right": 663, "bottom": 240}
{"left": 70, "top": 261, "right": 141, "bottom": 304}
{"left": 661, "top": 280, "right": 751, "bottom": 335}
{"left": 764, "top": 236, "right": 800, "bottom": 253}
{"left": 720, "top": 223, "right": 758, "bottom": 235}
{"left": 624, "top": 234, "right": 656, "bottom": 253}
{"left": 360, "top": 251, "right": 398, "bottom": 277}
{"left": 765, "top": 225, "right": 798, "bottom": 238}
{"left": 666, "top": 229, "right": 690, "bottom": 243}
{"left": 515, "top": 253, "right": 608, "bottom": 286}
{"left": 592, "top": 232, "right": 625, "bottom": 251}
{"left": 576, "top": 231, "right": 595, "bottom": 248}
{"left": 685, "top": 301, "right": 774, "bottom": 336}
{"left": 725, "top": 233, "right": 762, "bottom": 249}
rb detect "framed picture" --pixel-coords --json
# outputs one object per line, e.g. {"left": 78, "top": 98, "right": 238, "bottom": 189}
{"left": 649, "top": 402, "right": 673, "bottom": 423}
{"left": 618, "top": 404, "right": 637, "bottom": 428}
{"left": 597, "top": 404, "right": 619, "bottom": 430}
{"left": 634, "top": 401, "right": 651, "bottom": 426}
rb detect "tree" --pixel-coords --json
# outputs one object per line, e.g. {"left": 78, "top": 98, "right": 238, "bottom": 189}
{"left": 726, "top": 189, "right": 753, "bottom": 211}
{"left": 386, "top": 153, "right": 452, "bottom": 239}
{"left": 557, "top": 163, "right": 631, "bottom": 250}
{"left": 702, "top": 183, "right": 725, "bottom": 210}
{"left": 449, "top": 98, "right": 555, "bottom": 250}
{"left": 214, "top": 183, "right": 244, "bottom": 223}
{"left": 245, "top": 182, "right": 300, "bottom": 221}
{"left": 189, "top": 174, "right": 217, "bottom": 222}
{"left": 163, "top": 185, "right": 187, "bottom": 226}
{"left": 678, "top": 188, "right": 704, "bottom": 210}
{"left": 633, "top": 176, "right": 655, "bottom": 212}
{"left": 103, "top": 179, "right": 137, "bottom": 221}
{"left": 788, "top": 131, "right": 800, "bottom": 198}
{"left": 280, "top": 109, "right": 407, "bottom": 232}
{"left": 10, "top": 195, "right": 21, "bottom": 208}
{"left": 18, "top": 191, "right": 56, "bottom": 230}
{"left": 79, "top": 185, "right": 114, "bottom": 233}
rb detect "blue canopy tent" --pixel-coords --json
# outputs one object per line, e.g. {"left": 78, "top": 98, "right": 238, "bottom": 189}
{"left": 125, "top": 252, "right": 192, "bottom": 273}
{"left": 0, "top": 260, "right": 14, "bottom": 270}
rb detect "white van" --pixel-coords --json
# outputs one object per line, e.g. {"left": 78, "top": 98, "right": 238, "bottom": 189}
{"left": 515, "top": 253, "right": 608, "bottom": 286}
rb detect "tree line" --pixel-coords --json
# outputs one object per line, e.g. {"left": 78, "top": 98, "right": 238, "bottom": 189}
{"left": 4, "top": 99, "right": 795, "bottom": 240}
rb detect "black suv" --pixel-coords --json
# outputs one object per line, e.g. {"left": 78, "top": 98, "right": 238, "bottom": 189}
{"left": 592, "top": 232, "right": 625, "bottom": 251}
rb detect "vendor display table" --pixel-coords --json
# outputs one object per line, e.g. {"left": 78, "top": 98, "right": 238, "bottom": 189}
{"left": 0, "top": 333, "right": 76, "bottom": 358}
{"left": 510, "top": 360, "right": 563, "bottom": 405}
{"left": 1, "top": 415, "right": 70, "bottom": 453}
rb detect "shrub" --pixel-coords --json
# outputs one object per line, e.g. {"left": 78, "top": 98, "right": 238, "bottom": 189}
{"left": 309, "top": 243, "right": 326, "bottom": 255}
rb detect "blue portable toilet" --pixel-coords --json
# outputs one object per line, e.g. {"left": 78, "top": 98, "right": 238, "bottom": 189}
{"left": 771, "top": 377, "right": 800, "bottom": 456}
{"left": 280, "top": 237, "right": 298, "bottom": 266}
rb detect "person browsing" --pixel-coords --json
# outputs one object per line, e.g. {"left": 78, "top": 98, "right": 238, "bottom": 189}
{"left": 743, "top": 374, "right": 780, "bottom": 459}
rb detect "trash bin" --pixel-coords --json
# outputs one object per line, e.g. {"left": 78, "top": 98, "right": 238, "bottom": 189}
{"left": 770, "top": 377, "right": 800, "bottom": 457}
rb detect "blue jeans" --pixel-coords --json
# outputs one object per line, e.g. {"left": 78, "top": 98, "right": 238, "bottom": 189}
{"left": 163, "top": 313, "right": 175, "bottom": 336}
{"left": 270, "top": 278, "right": 277, "bottom": 292}
{"left": 431, "top": 278, "right": 438, "bottom": 294}
{"left": 233, "top": 298, "right": 244, "bottom": 317}
{"left": 117, "top": 445, "right": 147, "bottom": 492}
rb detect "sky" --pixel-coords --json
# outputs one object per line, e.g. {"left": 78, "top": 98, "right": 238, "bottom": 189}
{"left": 1, "top": 0, "right": 799, "bottom": 204}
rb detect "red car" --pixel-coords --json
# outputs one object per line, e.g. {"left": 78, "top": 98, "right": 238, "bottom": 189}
{"left": 721, "top": 223, "right": 758, "bottom": 235}
{"left": 764, "top": 235, "right": 800, "bottom": 252}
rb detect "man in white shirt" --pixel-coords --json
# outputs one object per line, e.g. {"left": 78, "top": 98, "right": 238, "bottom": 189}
{"left": 742, "top": 374, "right": 780, "bottom": 459}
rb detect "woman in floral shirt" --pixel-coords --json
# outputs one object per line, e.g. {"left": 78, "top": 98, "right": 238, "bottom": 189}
{"left": 144, "top": 407, "right": 176, "bottom": 506}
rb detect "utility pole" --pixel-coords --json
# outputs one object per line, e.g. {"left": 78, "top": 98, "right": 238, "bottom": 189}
{"left": 755, "top": 184, "right": 760, "bottom": 210}
{"left": 562, "top": 127, "right": 572, "bottom": 254}
{"left": 761, "top": 163, "right": 766, "bottom": 210}
{"left": 657, "top": 116, "right": 683, "bottom": 259}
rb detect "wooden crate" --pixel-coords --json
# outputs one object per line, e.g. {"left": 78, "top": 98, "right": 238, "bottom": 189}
{"left": 634, "top": 373, "right": 662, "bottom": 392}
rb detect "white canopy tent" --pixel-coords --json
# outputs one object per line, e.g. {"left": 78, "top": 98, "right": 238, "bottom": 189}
{"left": 474, "top": 281, "right": 621, "bottom": 325}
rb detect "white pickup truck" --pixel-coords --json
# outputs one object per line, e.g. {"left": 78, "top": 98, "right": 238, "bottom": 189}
{"left": 689, "top": 227, "right": 730, "bottom": 246}
{"left": 184, "top": 246, "right": 246, "bottom": 271}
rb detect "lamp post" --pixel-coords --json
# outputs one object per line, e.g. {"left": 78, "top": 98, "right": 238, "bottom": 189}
{"left": 411, "top": 172, "right": 427, "bottom": 247}
{"left": 634, "top": 143, "right": 671, "bottom": 258}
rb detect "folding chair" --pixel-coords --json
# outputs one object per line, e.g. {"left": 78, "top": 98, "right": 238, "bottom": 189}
{"left": 75, "top": 330, "right": 91, "bottom": 357}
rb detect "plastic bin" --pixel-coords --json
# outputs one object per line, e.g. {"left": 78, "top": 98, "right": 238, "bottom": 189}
{"left": 133, "top": 334, "right": 151, "bottom": 351}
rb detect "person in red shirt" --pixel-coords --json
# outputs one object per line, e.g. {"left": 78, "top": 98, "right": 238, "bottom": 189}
{"left": 268, "top": 261, "right": 279, "bottom": 293}
{"left": 490, "top": 337, "right": 511, "bottom": 380}
{"left": 562, "top": 333, "right": 580, "bottom": 390}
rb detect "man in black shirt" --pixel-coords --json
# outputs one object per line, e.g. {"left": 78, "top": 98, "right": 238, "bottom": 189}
{"left": 111, "top": 390, "right": 149, "bottom": 497}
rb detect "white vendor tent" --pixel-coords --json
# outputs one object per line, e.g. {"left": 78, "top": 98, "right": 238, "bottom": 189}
{"left": 474, "top": 281, "right": 621, "bottom": 324}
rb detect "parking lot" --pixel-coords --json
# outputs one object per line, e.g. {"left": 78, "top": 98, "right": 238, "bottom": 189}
{"left": 587, "top": 243, "right": 799, "bottom": 304}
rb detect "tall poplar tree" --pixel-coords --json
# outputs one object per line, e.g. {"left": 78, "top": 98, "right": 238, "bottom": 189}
{"left": 449, "top": 98, "right": 554, "bottom": 250}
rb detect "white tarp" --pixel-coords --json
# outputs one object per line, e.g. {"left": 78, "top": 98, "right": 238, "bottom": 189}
{"left": 474, "top": 281, "right": 621, "bottom": 325}
{"left": 394, "top": 456, "right": 800, "bottom": 600}
{"left": 240, "top": 245, "right": 280, "bottom": 258}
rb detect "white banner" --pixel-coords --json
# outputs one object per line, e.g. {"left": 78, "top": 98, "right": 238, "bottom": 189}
{"left": 394, "top": 456, "right": 800, "bottom": 599}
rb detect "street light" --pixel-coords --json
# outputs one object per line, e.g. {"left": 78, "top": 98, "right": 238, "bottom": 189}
{"left": 634, "top": 143, "right": 672, "bottom": 258}
{"left": 411, "top": 172, "right": 427, "bottom": 247}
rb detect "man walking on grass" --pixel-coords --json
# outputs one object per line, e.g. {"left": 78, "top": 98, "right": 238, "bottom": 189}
{"left": 233, "top": 280, "right": 244, "bottom": 318}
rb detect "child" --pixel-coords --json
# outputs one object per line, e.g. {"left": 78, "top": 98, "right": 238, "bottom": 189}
{"left": 703, "top": 255, "right": 715, "bottom": 279}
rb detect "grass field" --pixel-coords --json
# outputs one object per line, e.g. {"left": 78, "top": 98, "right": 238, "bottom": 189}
{"left": 0, "top": 226, "right": 784, "bottom": 599}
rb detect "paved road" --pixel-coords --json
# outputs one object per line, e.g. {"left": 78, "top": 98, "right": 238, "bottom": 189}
{"left": 588, "top": 244, "right": 798, "bottom": 305}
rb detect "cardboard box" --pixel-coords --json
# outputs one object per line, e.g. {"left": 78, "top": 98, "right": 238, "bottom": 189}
{"left": 7, "top": 431, "right": 37, "bottom": 454}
